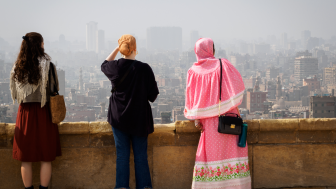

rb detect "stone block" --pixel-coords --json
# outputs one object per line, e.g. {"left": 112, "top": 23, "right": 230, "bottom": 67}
{"left": 260, "top": 119, "right": 299, "bottom": 132}
{"left": 333, "top": 131, "right": 336, "bottom": 142}
{"left": 297, "top": 131, "right": 334, "bottom": 143}
{"left": 175, "top": 133, "right": 200, "bottom": 146}
{"left": 154, "top": 123, "right": 176, "bottom": 132}
{"left": 89, "top": 121, "right": 112, "bottom": 134}
{"left": 253, "top": 144, "right": 336, "bottom": 188}
{"left": 0, "top": 123, "right": 6, "bottom": 148}
{"left": 0, "top": 134, "right": 6, "bottom": 148}
{"left": 58, "top": 122, "right": 89, "bottom": 134}
{"left": 299, "top": 118, "right": 336, "bottom": 131}
{"left": 247, "top": 132, "right": 258, "bottom": 144}
{"left": 51, "top": 148, "right": 115, "bottom": 188}
{"left": 5, "top": 123, "right": 15, "bottom": 137}
{"left": 52, "top": 147, "right": 153, "bottom": 189}
{"left": 153, "top": 146, "right": 197, "bottom": 189}
{"left": 248, "top": 145, "right": 253, "bottom": 188}
{"left": 283, "top": 187, "right": 327, "bottom": 189}
{"left": 59, "top": 134, "right": 90, "bottom": 148}
{"left": 258, "top": 131, "right": 296, "bottom": 144}
{"left": 148, "top": 131, "right": 175, "bottom": 146}
{"left": 176, "top": 120, "right": 199, "bottom": 133}
{"left": 89, "top": 133, "right": 115, "bottom": 147}
{"left": 0, "top": 149, "right": 42, "bottom": 189}
{"left": 0, "top": 123, "right": 6, "bottom": 135}
{"left": 6, "top": 123, "right": 15, "bottom": 148}
{"left": 246, "top": 120, "right": 260, "bottom": 132}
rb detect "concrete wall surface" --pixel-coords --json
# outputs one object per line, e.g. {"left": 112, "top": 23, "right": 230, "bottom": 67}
{"left": 1, "top": 119, "right": 336, "bottom": 189}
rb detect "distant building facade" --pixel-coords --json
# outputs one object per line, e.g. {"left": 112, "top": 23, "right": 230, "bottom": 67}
{"left": 303, "top": 76, "right": 320, "bottom": 92}
{"left": 309, "top": 96, "right": 336, "bottom": 118}
{"left": 294, "top": 52, "right": 318, "bottom": 82}
{"left": 96, "top": 30, "right": 105, "bottom": 53}
{"left": 86, "top": 21, "right": 98, "bottom": 51}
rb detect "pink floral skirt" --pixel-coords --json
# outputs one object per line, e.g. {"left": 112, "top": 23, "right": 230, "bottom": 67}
{"left": 192, "top": 116, "right": 251, "bottom": 189}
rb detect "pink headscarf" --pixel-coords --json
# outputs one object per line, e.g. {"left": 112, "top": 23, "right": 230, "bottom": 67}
{"left": 184, "top": 38, "right": 245, "bottom": 120}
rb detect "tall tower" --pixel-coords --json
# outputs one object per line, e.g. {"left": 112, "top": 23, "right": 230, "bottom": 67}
{"left": 79, "top": 67, "right": 84, "bottom": 93}
{"left": 281, "top": 33, "right": 287, "bottom": 48}
{"left": 86, "top": 21, "right": 98, "bottom": 51}
{"left": 96, "top": 30, "right": 105, "bottom": 53}
{"left": 57, "top": 68, "right": 65, "bottom": 96}
{"left": 276, "top": 76, "right": 282, "bottom": 101}
{"left": 301, "top": 30, "right": 311, "bottom": 50}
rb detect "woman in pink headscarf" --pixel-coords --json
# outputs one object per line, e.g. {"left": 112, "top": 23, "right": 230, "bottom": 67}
{"left": 184, "top": 38, "right": 251, "bottom": 189}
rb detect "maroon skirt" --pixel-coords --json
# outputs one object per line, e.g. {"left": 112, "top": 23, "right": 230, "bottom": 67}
{"left": 13, "top": 102, "right": 62, "bottom": 162}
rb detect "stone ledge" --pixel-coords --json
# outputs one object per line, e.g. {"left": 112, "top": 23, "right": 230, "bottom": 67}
{"left": 299, "top": 118, "right": 336, "bottom": 131}
{"left": 176, "top": 120, "right": 199, "bottom": 133}
{"left": 0, "top": 123, "right": 6, "bottom": 135}
{"left": 59, "top": 122, "right": 90, "bottom": 134}
{"left": 259, "top": 119, "right": 299, "bottom": 132}
{"left": 2, "top": 118, "right": 336, "bottom": 137}
{"left": 5, "top": 123, "right": 15, "bottom": 137}
{"left": 246, "top": 120, "right": 260, "bottom": 131}
{"left": 89, "top": 122, "right": 111, "bottom": 134}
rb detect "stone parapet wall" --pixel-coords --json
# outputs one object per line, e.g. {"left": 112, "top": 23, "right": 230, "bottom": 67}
{"left": 0, "top": 119, "right": 336, "bottom": 188}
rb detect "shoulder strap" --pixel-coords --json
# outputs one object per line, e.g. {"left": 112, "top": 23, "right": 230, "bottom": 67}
{"left": 218, "top": 59, "right": 222, "bottom": 117}
{"left": 219, "top": 59, "right": 222, "bottom": 101}
{"left": 111, "top": 61, "right": 136, "bottom": 93}
{"left": 49, "top": 62, "right": 59, "bottom": 95}
{"left": 218, "top": 59, "right": 241, "bottom": 117}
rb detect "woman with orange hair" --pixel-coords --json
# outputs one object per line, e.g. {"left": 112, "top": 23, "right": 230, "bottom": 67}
{"left": 101, "top": 34, "right": 159, "bottom": 189}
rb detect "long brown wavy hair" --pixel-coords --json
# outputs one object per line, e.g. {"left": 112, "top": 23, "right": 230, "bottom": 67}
{"left": 13, "top": 32, "right": 50, "bottom": 85}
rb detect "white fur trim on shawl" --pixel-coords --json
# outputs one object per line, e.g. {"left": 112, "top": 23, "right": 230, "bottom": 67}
{"left": 10, "top": 57, "right": 50, "bottom": 108}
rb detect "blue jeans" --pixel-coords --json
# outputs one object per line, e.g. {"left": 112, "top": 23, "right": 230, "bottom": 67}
{"left": 112, "top": 126, "right": 152, "bottom": 189}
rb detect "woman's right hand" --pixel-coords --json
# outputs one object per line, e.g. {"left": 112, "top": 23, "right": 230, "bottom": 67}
{"left": 195, "top": 120, "right": 204, "bottom": 133}
{"left": 106, "top": 46, "right": 120, "bottom": 61}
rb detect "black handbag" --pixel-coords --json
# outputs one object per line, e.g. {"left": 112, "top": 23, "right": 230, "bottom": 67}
{"left": 217, "top": 59, "right": 243, "bottom": 135}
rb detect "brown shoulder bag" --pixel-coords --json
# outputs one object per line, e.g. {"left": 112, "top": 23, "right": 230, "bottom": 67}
{"left": 49, "top": 63, "right": 66, "bottom": 124}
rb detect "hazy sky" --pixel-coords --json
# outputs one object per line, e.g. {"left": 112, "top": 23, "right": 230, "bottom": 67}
{"left": 1, "top": 0, "right": 336, "bottom": 44}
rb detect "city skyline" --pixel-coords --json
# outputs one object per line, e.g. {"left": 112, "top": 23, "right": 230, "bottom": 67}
{"left": 1, "top": 0, "right": 336, "bottom": 45}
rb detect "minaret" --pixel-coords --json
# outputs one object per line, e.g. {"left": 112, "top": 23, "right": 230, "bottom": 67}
{"left": 79, "top": 67, "right": 84, "bottom": 93}
{"left": 276, "top": 76, "right": 282, "bottom": 102}
{"left": 100, "top": 102, "right": 106, "bottom": 117}
{"left": 253, "top": 77, "right": 260, "bottom": 92}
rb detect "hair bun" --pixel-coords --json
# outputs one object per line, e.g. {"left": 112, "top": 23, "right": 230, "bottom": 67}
{"left": 119, "top": 43, "right": 131, "bottom": 56}
{"left": 118, "top": 35, "right": 136, "bottom": 56}
{"left": 22, "top": 36, "right": 29, "bottom": 41}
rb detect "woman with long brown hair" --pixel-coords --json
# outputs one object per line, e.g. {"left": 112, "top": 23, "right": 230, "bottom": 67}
{"left": 10, "top": 32, "right": 61, "bottom": 189}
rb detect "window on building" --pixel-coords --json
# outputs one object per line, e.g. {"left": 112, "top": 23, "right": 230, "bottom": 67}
{"left": 328, "top": 110, "right": 331, "bottom": 113}
{"left": 322, "top": 104, "right": 324, "bottom": 107}
{"left": 322, "top": 110, "right": 324, "bottom": 113}
{"left": 315, "top": 110, "right": 317, "bottom": 113}
{"left": 315, "top": 104, "right": 317, "bottom": 107}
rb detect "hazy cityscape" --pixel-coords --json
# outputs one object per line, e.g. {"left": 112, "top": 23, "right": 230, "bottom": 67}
{"left": 1, "top": 1, "right": 336, "bottom": 123}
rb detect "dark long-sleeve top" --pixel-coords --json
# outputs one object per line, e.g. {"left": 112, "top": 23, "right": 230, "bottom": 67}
{"left": 101, "top": 58, "right": 159, "bottom": 137}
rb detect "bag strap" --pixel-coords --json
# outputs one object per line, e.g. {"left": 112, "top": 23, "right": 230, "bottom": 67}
{"left": 111, "top": 61, "right": 136, "bottom": 93}
{"left": 218, "top": 59, "right": 222, "bottom": 117}
{"left": 49, "top": 63, "right": 59, "bottom": 96}
{"left": 218, "top": 59, "right": 241, "bottom": 118}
